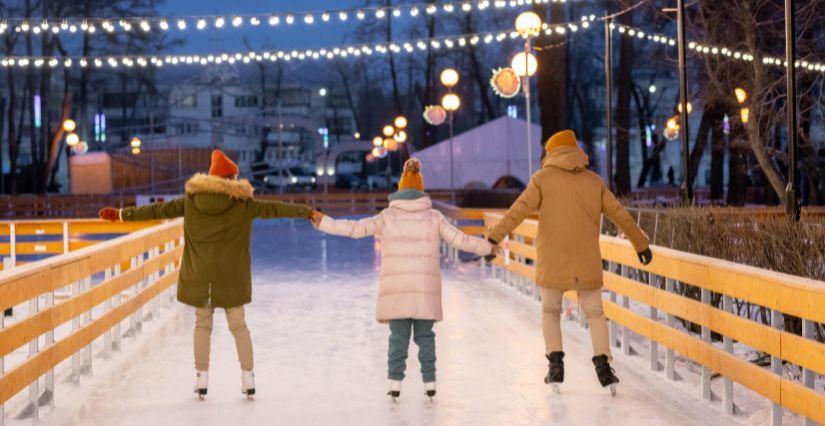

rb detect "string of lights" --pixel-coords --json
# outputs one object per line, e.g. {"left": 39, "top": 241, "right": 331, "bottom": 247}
{"left": 0, "top": 16, "right": 597, "bottom": 69}
{"left": 0, "top": 0, "right": 570, "bottom": 37}
{"left": 612, "top": 23, "right": 825, "bottom": 75}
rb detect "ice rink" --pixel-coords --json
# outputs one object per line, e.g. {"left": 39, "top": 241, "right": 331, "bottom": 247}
{"left": 38, "top": 220, "right": 734, "bottom": 426}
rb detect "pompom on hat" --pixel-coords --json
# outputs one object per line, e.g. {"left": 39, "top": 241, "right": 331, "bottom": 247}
{"left": 544, "top": 129, "right": 578, "bottom": 153}
{"left": 398, "top": 158, "right": 424, "bottom": 192}
{"left": 209, "top": 149, "right": 239, "bottom": 177}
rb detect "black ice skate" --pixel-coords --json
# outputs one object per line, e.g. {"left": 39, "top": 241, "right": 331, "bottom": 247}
{"left": 592, "top": 355, "right": 619, "bottom": 396}
{"left": 241, "top": 371, "right": 255, "bottom": 400}
{"left": 387, "top": 380, "right": 402, "bottom": 402}
{"left": 544, "top": 351, "right": 565, "bottom": 394}
{"left": 194, "top": 371, "right": 208, "bottom": 400}
{"left": 424, "top": 382, "right": 436, "bottom": 401}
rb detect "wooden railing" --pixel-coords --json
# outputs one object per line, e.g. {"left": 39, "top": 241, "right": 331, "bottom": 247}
{"left": 0, "top": 220, "right": 184, "bottom": 422}
{"left": 481, "top": 211, "right": 825, "bottom": 425}
{"left": 0, "top": 219, "right": 161, "bottom": 270}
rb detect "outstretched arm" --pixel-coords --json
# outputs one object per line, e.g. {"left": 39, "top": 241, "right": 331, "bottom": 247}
{"left": 317, "top": 213, "right": 383, "bottom": 239}
{"left": 251, "top": 199, "right": 312, "bottom": 219}
{"left": 108, "top": 198, "right": 185, "bottom": 222}
{"left": 487, "top": 177, "right": 542, "bottom": 243}
{"left": 438, "top": 212, "right": 494, "bottom": 256}
{"left": 601, "top": 184, "right": 652, "bottom": 264}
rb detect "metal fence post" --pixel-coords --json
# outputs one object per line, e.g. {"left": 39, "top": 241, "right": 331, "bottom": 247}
{"left": 43, "top": 287, "right": 55, "bottom": 406}
{"left": 770, "top": 309, "right": 782, "bottom": 426}
{"left": 802, "top": 318, "right": 815, "bottom": 426}
{"left": 71, "top": 279, "right": 81, "bottom": 384}
{"left": 103, "top": 267, "right": 113, "bottom": 358}
{"left": 620, "top": 265, "right": 633, "bottom": 355}
{"left": 82, "top": 276, "right": 93, "bottom": 375}
{"left": 1, "top": 260, "right": 6, "bottom": 426}
{"left": 700, "top": 288, "right": 714, "bottom": 401}
{"left": 722, "top": 294, "right": 735, "bottom": 415}
{"left": 128, "top": 256, "right": 138, "bottom": 337}
{"left": 25, "top": 294, "right": 39, "bottom": 420}
{"left": 113, "top": 263, "right": 123, "bottom": 351}
{"left": 665, "top": 278, "right": 679, "bottom": 381}
{"left": 648, "top": 273, "right": 660, "bottom": 371}
{"left": 608, "top": 262, "right": 618, "bottom": 348}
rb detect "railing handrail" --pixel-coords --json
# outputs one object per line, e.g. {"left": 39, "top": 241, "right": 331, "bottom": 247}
{"left": 481, "top": 209, "right": 825, "bottom": 424}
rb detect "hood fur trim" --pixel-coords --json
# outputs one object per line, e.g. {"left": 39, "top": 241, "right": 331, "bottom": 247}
{"left": 184, "top": 173, "right": 255, "bottom": 200}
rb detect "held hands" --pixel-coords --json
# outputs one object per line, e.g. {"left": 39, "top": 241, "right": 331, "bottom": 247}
{"left": 99, "top": 207, "right": 120, "bottom": 222}
{"left": 309, "top": 210, "right": 324, "bottom": 228}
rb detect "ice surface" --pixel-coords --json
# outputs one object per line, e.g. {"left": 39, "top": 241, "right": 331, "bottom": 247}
{"left": 31, "top": 220, "right": 738, "bottom": 426}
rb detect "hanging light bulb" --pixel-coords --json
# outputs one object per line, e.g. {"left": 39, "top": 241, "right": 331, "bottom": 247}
{"left": 394, "top": 116, "right": 408, "bottom": 129}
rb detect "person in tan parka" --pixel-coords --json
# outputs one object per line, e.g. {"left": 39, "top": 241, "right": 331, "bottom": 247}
{"left": 487, "top": 129, "right": 652, "bottom": 393}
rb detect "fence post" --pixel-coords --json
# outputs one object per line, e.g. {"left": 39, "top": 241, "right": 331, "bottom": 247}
{"left": 608, "top": 262, "right": 618, "bottom": 348}
{"left": 620, "top": 265, "right": 633, "bottom": 355}
{"left": 71, "top": 279, "right": 81, "bottom": 383}
{"left": 722, "top": 294, "right": 735, "bottom": 415}
{"left": 43, "top": 287, "right": 55, "bottom": 407}
{"left": 802, "top": 318, "right": 815, "bottom": 426}
{"left": 103, "top": 267, "right": 113, "bottom": 358}
{"left": 648, "top": 273, "right": 660, "bottom": 371}
{"left": 665, "top": 278, "right": 679, "bottom": 381}
{"left": 700, "top": 288, "right": 714, "bottom": 401}
{"left": 113, "top": 263, "right": 123, "bottom": 351}
{"left": 25, "top": 294, "right": 39, "bottom": 420}
{"left": 770, "top": 309, "right": 782, "bottom": 426}
{"left": 82, "top": 276, "right": 93, "bottom": 375}
{"left": 1, "top": 260, "right": 6, "bottom": 426}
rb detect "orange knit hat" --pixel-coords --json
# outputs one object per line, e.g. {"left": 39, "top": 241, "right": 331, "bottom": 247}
{"left": 544, "top": 129, "right": 578, "bottom": 152}
{"left": 209, "top": 149, "right": 239, "bottom": 177}
{"left": 398, "top": 158, "right": 424, "bottom": 192}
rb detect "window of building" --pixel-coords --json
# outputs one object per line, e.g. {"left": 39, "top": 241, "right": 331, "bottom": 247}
{"left": 211, "top": 95, "right": 223, "bottom": 118}
{"left": 234, "top": 95, "right": 259, "bottom": 108}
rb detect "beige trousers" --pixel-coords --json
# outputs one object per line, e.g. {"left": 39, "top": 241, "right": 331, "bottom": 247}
{"left": 194, "top": 306, "right": 254, "bottom": 371}
{"left": 539, "top": 287, "right": 611, "bottom": 359}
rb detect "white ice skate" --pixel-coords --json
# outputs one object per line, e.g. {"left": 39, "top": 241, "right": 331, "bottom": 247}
{"left": 241, "top": 370, "right": 255, "bottom": 399}
{"left": 194, "top": 370, "right": 208, "bottom": 400}
{"left": 424, "top": 381, "right": 436, "bottom": 400}
{"left": 387, "top": 380, "right": 402, "bottom": 402}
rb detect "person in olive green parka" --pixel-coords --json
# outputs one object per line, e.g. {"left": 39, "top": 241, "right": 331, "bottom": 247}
{"left": 99, "top": 149, "right": 312, "bottom": 398}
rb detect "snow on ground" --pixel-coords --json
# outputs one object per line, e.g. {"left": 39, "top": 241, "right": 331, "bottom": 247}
{"left": 25, "top": 219, "right": 740, "bottom": 426}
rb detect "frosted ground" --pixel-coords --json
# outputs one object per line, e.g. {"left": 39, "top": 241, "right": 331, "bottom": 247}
{"left": 6, "top": 219, "right": 762, "bottom": 425}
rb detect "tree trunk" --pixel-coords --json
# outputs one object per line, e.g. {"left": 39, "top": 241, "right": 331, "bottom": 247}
{"left": 709, "top": 113, "right": 725, "bottom": 201}
{"left": 533, "top": 2, "right": 568, "bottom": 144}
{"left": 727, "top": 122, "right": 748, "bottom": 205}
{"left": 613, "top": 7, "right": 634, "bottom": 196}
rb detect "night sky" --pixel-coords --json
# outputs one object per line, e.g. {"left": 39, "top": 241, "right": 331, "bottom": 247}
{"left": 157, "top": 0, "right": 361, "bottom": 54}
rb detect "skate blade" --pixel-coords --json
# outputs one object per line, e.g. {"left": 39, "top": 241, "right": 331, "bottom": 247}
{"left": 609, "top": 384, "right": 617, "bottom": 397}
{"left": 551, "top": 384, "right": 561, "bottom": 394}
{"left": 195, "top": 389, "right": 207, "bottom": 400}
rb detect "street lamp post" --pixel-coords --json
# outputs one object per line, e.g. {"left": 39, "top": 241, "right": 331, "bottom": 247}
{"left": 784, "top": 0, "right": 800, "bottom": 221}
{"left": 514, "top": 11, "right": 542, "bottom": 177}
{"left": 604, "top": 17, "right": 614, "bottom": 191}
{"left": 440, "top": 68, "right": 460, "bottom": 203}
{"left": 676, "top": 0, "right": 693, "bottom": 206}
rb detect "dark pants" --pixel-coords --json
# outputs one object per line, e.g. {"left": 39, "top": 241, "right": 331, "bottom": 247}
{"left": 388, "top": 319, "right": 436, "bottom": 382}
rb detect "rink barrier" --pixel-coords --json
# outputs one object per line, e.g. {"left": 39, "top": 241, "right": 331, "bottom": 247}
{"left": 0, "top": 219, "right": 183, "bottom": 424}
{"left": 482, "top": 211, "right": 825, "bottom": 425}
{"left": 0, "top": 220, "right": 161, "bottom": 271}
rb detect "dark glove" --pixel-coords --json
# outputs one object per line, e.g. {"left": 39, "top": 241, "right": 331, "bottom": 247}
{"left": 637, "top": 248, "right": 653, "bottom": 265}
{"left": 484, "top": 237, "right": 499, "bottom": 263}
{"left": 99, "top": 207, "right": 120, "bottom": 222}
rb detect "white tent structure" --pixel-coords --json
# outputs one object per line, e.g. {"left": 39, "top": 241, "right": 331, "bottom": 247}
{"left": 413, "top": 116, "right": 542, "bottom": 189}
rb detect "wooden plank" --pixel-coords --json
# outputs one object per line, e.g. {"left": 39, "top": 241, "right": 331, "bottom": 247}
{"left": 603, "top": 271, "right": 825, "bottom": 376}
{"left": 13, "top": 241, "right": 65, "bottom": 255}
{"left": 0, "top": 269, "right": 179, "bottom": 405}
{"left": 69, "top": 221, "right": 161, "bottom": 235}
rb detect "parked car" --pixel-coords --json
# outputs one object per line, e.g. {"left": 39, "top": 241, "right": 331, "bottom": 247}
{"left": 336, "top": 174, "right": 367, "bottom": 189}
{"left": 264, "top": 168, "right": 317, "bottom": 190}
{"left": 367, "top": 174, "right": 400, "bottom": 190}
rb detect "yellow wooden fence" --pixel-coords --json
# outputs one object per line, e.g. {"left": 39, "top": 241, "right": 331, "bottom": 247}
{"left": 480, "top": 211, "right": 824, "bottom": 424}
{"left": 0, "top": 219, "right": 184, "bottom": 422}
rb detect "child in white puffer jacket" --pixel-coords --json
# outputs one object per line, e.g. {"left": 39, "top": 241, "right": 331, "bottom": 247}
{"left": 312, "top": 158, "right": 496, "bottom": 400}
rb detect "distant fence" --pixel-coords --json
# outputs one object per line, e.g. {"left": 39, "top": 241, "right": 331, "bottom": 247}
{"left": 0, "top": 220, "right": 184, "bottom": 422}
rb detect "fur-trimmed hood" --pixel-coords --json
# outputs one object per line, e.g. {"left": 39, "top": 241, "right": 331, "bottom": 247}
{"left": 185, "top": 173, "right": 254, "bottom": 199}
{"left": 184, "top": 173, "right": 255, "bottom": 216}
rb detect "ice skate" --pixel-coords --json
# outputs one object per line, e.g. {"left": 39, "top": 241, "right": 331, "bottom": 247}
{"left": 592, "top": 355, "right": 619, "bottom": 396}
{"left": 387, "top": 380, "right": 402, "bottom": 402}
{"left": 193, "top": 371, "right": 208, "bottom": 400}
{"left": 424, "top": 381, "right": 436, "bottom": 400}
{"left": 241, "top": 370, "right": 255, "bottom": 399}
{"left": 544, "top": 351, "right": 564, "bottom": 394}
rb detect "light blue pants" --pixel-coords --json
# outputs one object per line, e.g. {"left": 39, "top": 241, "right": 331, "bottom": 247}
{"left": 388, "top": 319, "right": 436, "bottom": 383}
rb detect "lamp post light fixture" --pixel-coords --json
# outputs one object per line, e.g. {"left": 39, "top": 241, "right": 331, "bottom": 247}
{"left": 514, "top": 10, "right": 542, "bottom": 177}
{"left": 66, "top": 132, "right": 80, "bottom": 147}
{"left": 130, "top": 136, "right": 142, "bottom": 148}
{"left": 439, "top": 68, "right": 459, "bottom": 88}
{"left": 393, "top": 115, "right": 408, "bottom": 129}
{"left": 62, "top": 118, "right": 77, "bottom": 133}
{"left": 442, "top": 92, "right": 461, "bottom": 203}
{"left": 382, "top": 125, "right": 395, "bottom": 137}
